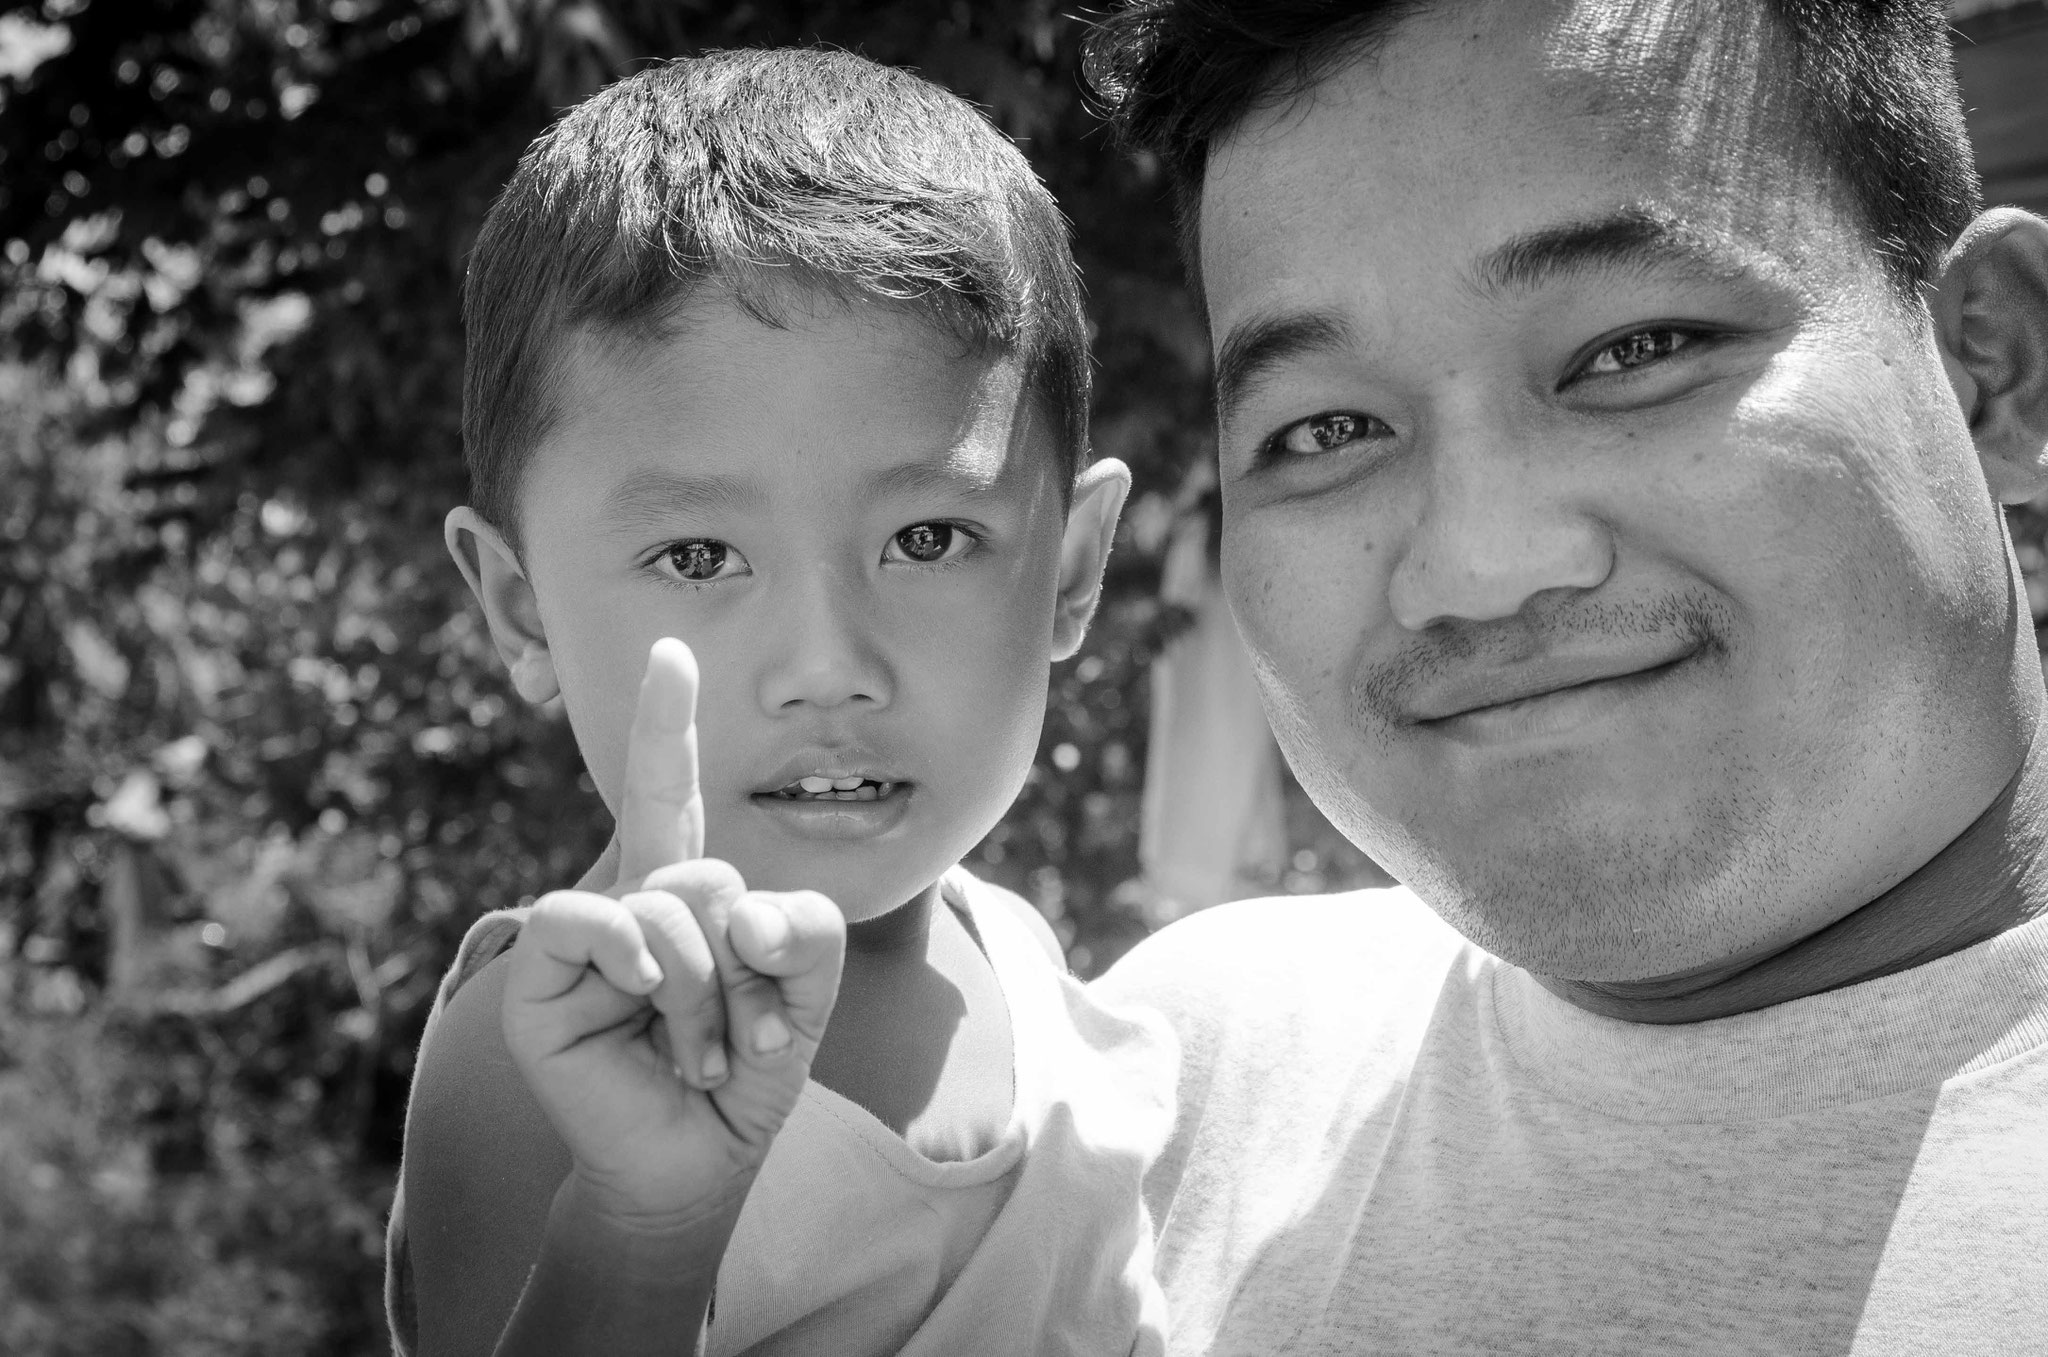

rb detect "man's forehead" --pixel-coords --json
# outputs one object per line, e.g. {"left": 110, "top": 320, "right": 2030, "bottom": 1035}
{"left": 1198, "top": 0, "right": 1832, "bottom": 316}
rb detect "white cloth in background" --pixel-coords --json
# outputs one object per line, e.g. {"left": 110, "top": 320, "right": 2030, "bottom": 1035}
{"left": 1139, "top": 513, "right": 1287, "bottom": 919}
{"left": 1094, "top": 886, "right": 2048, "bottom": 1356}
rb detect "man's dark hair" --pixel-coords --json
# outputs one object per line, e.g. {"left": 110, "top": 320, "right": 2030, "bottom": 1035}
{"left": 1084, "top": 0, "right": 1980, "bottom": 297}
{"left": 465, "top": 48, "right": 1089, "bottom": 548}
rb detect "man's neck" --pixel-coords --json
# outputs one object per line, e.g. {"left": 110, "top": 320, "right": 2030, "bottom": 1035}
{"left": 1540, "top": 727, "right": 2048, "bottom": 1025}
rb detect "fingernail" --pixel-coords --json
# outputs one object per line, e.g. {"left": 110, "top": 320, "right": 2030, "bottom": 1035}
{"left": 748, "top": 903, "right": 790, "bottom": 953}
{"left": 701, "top": 1047, "right": 728, "bottom": 1086}
{"left": 633, "top": 954, "right": 664, "bottom": 992}
{"left": 752, "top": 1012, "right": 792, "bottom": 1055}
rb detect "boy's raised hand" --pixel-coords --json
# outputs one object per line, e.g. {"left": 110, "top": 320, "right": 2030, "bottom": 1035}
{"left": 499, "top": 637, "right": 846, "bottom": 1231}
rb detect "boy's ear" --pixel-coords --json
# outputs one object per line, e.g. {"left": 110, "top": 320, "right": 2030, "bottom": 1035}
{"left": 1927, "top": 208, "right": 2048, "bottom": 504}
{"left": 444, "top": 507, "right": 560, "bottom": 704}
{"left": 1051, "top": 457, "right": 1132, "bottom": 661}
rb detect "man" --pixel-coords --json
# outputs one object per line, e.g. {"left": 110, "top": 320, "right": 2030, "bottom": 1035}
{"left": 1086, "top": 1, "right": 2048, "bottom": 1352}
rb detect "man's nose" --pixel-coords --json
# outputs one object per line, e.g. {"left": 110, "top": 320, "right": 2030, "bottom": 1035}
{"left": 1386, "top": 428, "right": 1614, "bottom": 632}
{"left": 754, "top": 570, "right": 893, "bottom": 714}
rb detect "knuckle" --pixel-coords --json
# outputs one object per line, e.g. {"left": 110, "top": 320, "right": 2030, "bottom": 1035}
{"left": 784, "top": 890, "right": 843, "bottom": 929}
{"left": 526, "top": 890, "right": 583, "bottom": 920}
{"left": 524, "top": 892, "right": 608, "bottom": 938}
{"left": 618, "top": 892, "right": 700, "bottom": 933}
{"left": 623, "top": 891, "right": 717, "bottom": 963}
{"left": 639, "top": 856, "right": 745, "bottom": 901}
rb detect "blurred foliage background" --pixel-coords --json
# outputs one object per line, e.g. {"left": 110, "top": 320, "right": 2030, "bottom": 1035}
{"left": 0, "top": 0, "right": 1392, "bottom": 1351}
{"left": 2, "top": 0, "right": 2044, "bottom": 1352}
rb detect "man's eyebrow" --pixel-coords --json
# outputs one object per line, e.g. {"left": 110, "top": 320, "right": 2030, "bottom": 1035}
{"left": 1472, "top": 208, "right": 1764, "bottom": 297}
{"left": 1213, "top": 310, "right": 1358, "bottom": 429}
{"left": 600, "top": 469, "right": 762, "bottom": 528}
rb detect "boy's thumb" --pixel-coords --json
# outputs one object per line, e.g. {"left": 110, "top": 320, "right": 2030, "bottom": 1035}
{"left": 728, "top": 889, "right": 845, "bottom": 1038}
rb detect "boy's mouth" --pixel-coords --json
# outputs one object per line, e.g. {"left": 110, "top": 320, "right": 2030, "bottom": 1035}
{"left": 764, "top": 775, "right": 901, "bottom": 803}
{"left": 750, "top": 764, "right": 915, "bottom": 841}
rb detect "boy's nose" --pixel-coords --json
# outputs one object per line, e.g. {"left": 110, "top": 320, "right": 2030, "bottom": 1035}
{"left": 755, "top": 575, "right": 893, "bottom": 714}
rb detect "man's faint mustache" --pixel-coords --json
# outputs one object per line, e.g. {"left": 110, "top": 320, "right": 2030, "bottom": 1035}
{"left": 1352, "top": 589, "right": 1736, "bottom": 726}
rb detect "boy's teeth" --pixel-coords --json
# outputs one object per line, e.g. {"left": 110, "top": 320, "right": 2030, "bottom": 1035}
{"left": 783, "top": 775, "right": 894, "bottom": 799}
{"left": 777, "top": 776, "right": 893, "bottom": 800}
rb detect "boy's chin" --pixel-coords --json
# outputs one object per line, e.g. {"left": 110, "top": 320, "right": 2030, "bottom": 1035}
{"left": 728, "top": 852, "right": 955, "bottom": 924}
{"left": 705, "top": 795, "right": 990, "bottom": 921}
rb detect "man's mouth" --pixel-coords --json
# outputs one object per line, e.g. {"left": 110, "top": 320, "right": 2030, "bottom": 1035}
{"left": 1356, "top": 591, "right": 1734, "bottom": 731}
{"left": 1422, "top": 657, "right": 1692, "bottom": 724}
{"left": 763, "top": 775, "right": 902, "bottom": 803}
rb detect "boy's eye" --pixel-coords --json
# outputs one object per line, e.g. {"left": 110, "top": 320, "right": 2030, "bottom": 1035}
{"left": 1262, "top": 410, "right": 1394, "bottom": 461}
{"left": 1580, "top": 327, "right": 1696, "bottom": 377}
{"left": 884, "top": 522, "right": 970, "bottom": 564}
{"left": 655, "top": 539, "right": 748, "bottom": 583}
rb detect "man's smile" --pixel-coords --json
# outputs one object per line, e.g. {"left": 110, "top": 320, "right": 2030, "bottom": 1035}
{"left": 1383, "top": 639, "right": 1705, "bottom": 748}
{"left": 1404, "top": 643, "right": 1701, "bottom": 723}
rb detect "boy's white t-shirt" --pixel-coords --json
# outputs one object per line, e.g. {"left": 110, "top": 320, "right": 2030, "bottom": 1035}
{"left": 1092, "top": 886, "right": 2048, "bottom": 1357}
{"left": 386, "top": 867, "right": 1176, "bottom": 1357}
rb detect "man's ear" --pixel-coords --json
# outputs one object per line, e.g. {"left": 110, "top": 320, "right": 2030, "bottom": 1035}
{"left": 1927, "top": 208, "right": 2048, "bottom": 504}
{"left": 444, "top": 506, "right": 560, "bottom": 704}
{"left": 1051, "top": 457, "right": 1132, "bottom": 661}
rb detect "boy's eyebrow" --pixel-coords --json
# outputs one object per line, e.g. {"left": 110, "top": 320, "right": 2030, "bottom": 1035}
{"left": 600, "top": 469, "right": 762, "bottom": 526}
{"left": 860, "top": 457, "right": 1008, "bottom": 501}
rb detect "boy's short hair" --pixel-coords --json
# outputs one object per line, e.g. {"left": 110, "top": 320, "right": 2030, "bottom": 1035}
{"left": 1083, "top": 0, "right": 1980, "bottom": 299}
{"left": 464, "top": 49, "right": 1090, "bottom": 548}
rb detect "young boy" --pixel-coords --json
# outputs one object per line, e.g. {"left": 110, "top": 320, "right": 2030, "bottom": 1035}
{"left": 382, "top": 48, "right": 1174, "bottom": 1357}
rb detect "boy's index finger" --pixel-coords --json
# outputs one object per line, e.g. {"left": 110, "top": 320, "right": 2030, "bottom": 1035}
{"left": 614, "top": 637, "right": 704, "bottom": 891}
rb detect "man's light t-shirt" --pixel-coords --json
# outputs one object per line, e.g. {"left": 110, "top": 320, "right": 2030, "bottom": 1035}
{"left": 1094, "top": 888, "right": 2048, "bottom": 1356}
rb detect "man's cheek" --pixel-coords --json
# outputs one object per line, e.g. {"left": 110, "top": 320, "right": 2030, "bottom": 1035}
{"left": 1230, "top": 545, "right": 1366, "bottom": 680}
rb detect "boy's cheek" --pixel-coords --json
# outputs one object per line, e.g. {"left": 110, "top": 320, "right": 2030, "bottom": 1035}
{"left": 541, "top": 619, "right": 692, "bottom": 815}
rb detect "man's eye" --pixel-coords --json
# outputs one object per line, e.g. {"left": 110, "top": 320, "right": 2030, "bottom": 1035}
{"left": 654, "top": 539, "right": 748, "bottom": 583}
{"left": 1263, "top": 411, "right": 1392, "bottom": 460}
{"left": 883, "top": 522, "right": 972, "bottom": 565}
{"left": 1582, "top": 328, "right": 1696, "bottom": 377}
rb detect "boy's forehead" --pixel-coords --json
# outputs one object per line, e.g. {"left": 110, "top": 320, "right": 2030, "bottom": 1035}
{"left": 558, "top": 289, "right": 1019, "bottom": 415}
{"left": 524, "top": 296, "right": 1053, "bottom": 523}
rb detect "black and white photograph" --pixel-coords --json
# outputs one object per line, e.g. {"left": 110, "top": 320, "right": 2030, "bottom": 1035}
{"left": 3, "top": 1, "right": 2046, "bottom": 1353}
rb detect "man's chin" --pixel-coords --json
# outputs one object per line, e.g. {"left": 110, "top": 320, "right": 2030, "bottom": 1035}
{"left": 1437, "top": 902, "right": 1741, "bottom": 985}
{"left": 1382, "top": 833, "right": 1776, "bottom": 983}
